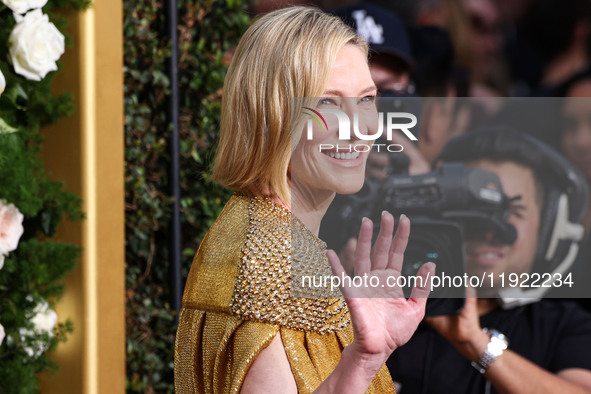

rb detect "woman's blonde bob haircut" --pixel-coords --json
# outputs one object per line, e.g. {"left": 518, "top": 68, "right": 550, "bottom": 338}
{"left": 212, "top": 6, "right": 368, "bottom": 203}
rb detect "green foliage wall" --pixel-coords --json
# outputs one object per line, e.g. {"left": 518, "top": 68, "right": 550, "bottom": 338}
{"left": 0, "top": 1, "right": 88, "bottom": 392}
{"left": 124, "top": 1, "right": 251, "bottom": 391}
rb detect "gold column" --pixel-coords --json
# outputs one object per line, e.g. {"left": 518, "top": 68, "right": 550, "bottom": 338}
{"left": 39, "top": 0, "right": 125, "bottom": 392}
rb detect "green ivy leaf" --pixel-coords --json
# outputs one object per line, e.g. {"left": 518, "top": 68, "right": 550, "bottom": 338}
{"left": 0, "top": 117, "right": 18, "bottom": 134}
{"left": 1, "top": 83, "right": 28, "bottom": 110}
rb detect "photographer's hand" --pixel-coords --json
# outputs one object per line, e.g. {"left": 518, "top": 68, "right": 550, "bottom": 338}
{"left": 425, "top": 288, "right": 490, "bottom": 361}
{"left": 425, "top": 290, "right": 591, "bottom": 394}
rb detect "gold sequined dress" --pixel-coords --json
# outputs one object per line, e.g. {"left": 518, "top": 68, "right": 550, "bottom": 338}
{"left": 174, "top": 194, "right": 395, "bottom": 393}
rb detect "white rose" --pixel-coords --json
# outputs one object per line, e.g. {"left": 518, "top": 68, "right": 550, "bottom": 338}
{"left": 0, "top": 67, "right": 5, "bottom": 97}
{"left": 8, "top": 9, "right": 65, "bottom": 81}
{"left": 0, "top": 200, "right": 24, "bottom": 254}
{"left": 19, "top": 299, "right": 58, "bottom": 357}
{"left": 1, "top": 0, "right": 47, "bottom": 14}
{"left": 0, "top": 323, "right": 5, "bottom": 346}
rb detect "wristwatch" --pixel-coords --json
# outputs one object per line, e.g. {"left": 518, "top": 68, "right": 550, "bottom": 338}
{"left": 471, "top": 328, "right": 508, "bottom": 374}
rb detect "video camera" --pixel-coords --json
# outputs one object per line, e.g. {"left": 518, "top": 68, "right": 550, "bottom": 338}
{"left": 320, "top": 163, "right": 517, "bottom": 316}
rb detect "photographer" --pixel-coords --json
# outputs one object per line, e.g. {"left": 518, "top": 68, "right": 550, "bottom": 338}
{"left": 387, "top": 128, "right": 591, "bottom": 393}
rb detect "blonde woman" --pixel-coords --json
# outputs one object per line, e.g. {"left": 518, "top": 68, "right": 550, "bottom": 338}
{"left": 174, "top": 6, "right": 434, "bottom": 393}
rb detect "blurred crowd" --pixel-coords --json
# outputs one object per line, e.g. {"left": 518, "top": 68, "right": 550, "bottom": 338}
{"left": 257, "top": 0, "right": 591, "bottom": 96}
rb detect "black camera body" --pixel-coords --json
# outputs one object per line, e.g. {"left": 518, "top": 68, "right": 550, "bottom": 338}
{"left": 320, "top": 163, "right": 516, "bottom": 316}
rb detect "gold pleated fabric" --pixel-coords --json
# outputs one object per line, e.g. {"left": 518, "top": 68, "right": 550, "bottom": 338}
{"left": 174, "top": 194, "right": 395, "bottom": 393}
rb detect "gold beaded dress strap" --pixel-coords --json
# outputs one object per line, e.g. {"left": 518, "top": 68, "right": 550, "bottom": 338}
{"left": 230, "top": 197, "right": 350, "bottom": 333}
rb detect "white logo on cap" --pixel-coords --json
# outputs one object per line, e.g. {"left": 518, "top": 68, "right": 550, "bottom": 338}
{"left": 351, "top": 9, "right": 384, "bottom": 45}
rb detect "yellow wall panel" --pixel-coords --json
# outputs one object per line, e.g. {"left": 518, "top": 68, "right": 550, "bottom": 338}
{"left": 39, "top": 0, "right": 125, "bottom": 392}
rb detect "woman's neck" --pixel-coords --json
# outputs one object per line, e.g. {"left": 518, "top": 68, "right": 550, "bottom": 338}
{"left": 269, "top": 194, "right": 291, "bottom": 212}
{"left": 290, "top": 186, "right": 335, "bottom": 236}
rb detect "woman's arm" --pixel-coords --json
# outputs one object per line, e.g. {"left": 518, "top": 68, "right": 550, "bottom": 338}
{"left": 241, "top": 331, "right": 395, "bottom": 394}
{"left": 240, "top": 333, "right": 297, "bottom": 394}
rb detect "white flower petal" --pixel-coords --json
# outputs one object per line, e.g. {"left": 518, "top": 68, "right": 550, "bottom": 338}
{"left": 2, "top": 0, "right": 28, "bottom": 14}
{"left": 0, "top": 200, "right": 24, "bottom": 253}
{"left": 1, "top": 0, "right": 48, "bottom": 16}
{"left": 28, "top": 0, "right": 48, "bottom": 9}
{"left": 0, "top": 68, "right": 5, "bottom": 97}
{"left": 18, "top": 299, "right": 58, "bottom": 358}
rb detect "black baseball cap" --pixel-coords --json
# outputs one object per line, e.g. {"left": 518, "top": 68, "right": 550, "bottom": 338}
{"left": 331, "top": 2, "right": 414, "bottom": 70}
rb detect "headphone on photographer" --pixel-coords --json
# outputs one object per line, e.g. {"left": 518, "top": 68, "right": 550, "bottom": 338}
{"left": 327, "top": 126, "right": 588, "bottom": 308}
{"left": 498, "top": 133, "right": 588, "bottom": 307}
{"left": 440, "top": 128, "right": 588, "bottom": 307}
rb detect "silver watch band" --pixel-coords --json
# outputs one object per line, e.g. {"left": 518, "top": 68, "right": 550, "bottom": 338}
{"left": 471, "top": 328, "right": 509, "bottom": 374}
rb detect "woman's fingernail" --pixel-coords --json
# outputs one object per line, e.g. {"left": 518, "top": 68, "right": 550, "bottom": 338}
{"left": 362, "top": 217, "right": 369, "bottom": 223}
{"left": 381, "top": 210, "right": 388, "bottom": 217}
{"left": 400, "top": 214, "right": 407, "bottom": 220}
